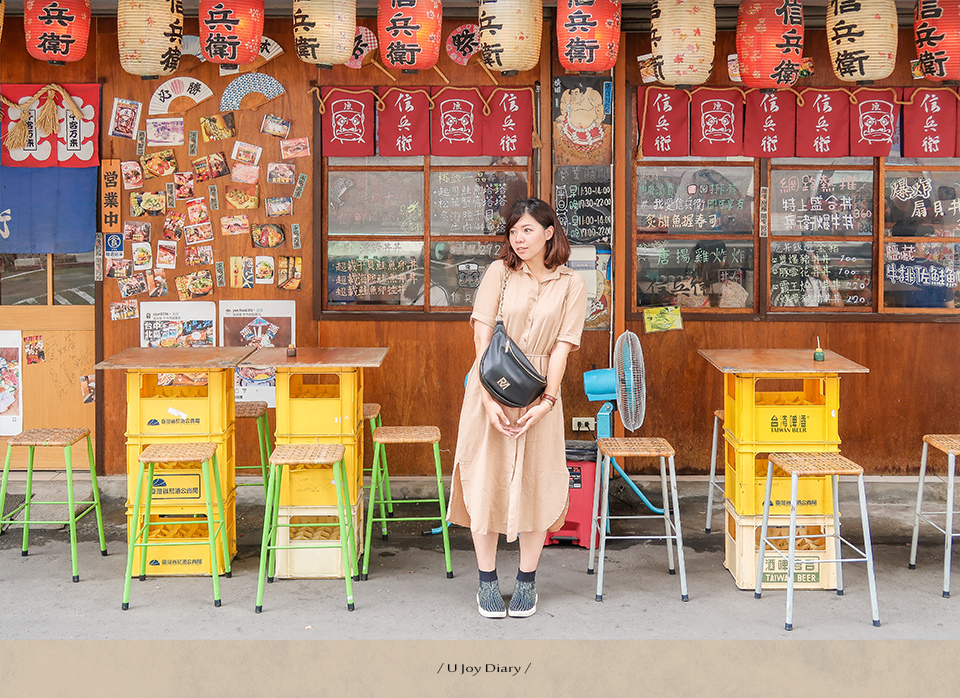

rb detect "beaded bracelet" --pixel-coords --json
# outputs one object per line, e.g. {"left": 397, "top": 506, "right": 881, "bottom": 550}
{"left": 541, "top": 393, "right": 557, "bottom": 409}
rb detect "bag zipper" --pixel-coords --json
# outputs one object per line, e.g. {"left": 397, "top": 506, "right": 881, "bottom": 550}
{"left": 506, "top": 342, "right": 546, "bottom": 384}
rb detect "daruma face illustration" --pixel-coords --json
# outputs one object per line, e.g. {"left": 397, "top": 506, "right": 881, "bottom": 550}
{"left": 858, "top": 101, "right": 895, "bottom": 143}
{"left": 440, "top": 100, "right": 474, "bottom": 142}
{"left": 701, "top": 100, "right": 735, "bottom": 143}
{"left": 331, "top": 100, "right": 365, "bottom": 142}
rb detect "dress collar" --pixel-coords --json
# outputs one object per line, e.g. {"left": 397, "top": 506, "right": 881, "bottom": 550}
{"left": 518, "top": 261, "right": 565, "bottom": 282}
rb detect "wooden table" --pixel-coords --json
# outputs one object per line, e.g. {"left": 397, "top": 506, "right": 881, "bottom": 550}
{"left": 95, "top": 346, "right": 256, "bottom": 372}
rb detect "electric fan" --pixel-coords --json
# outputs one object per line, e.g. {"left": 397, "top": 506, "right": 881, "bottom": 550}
{"left": 582, "top": 330, "right": 661, "bottom": 513}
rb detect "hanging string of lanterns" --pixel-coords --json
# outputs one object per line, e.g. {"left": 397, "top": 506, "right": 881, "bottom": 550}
{"left": 293, "top": 0, "right": 356, "bottom": 69}
{"left": 479, "top": 0, "right": 542, "bottom": 76}
{"left": 556, "top": 0, "right": 620, "bottom": 74}
{"left": 736, "top": 0, "right": 803, "bottom": 90}
{"left": 826, "top": 0, "right": 897, "bottom": 83}
{"left": 198, "top": 0, "right": 265, "bottom": 69}
{"left": 649, "top": 0, "right": 716, "bottom": 87}
{"left": 118, "top": 0, "right": 184, "bottom": 79}
{"left": 377, "top": 0, "right": 441, "bottom": 73}
{"left": 24, "top": 0, "right": 91, "bottom": 65}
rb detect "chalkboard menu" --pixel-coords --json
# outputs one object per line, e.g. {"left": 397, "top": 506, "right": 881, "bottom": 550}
{"left": 636, "top": 238, "right": 754, "bottom": 308}
{"left": 770, "top": 170, "right": 873, "bottom": 236}
{"left": 327, "top": 171, "right": 424, "bottom": 235}
{"left": 883, "top": 241, "right": 960, "bottom": 309}
{"left": 884, "top": 171, "right": 960, "bottom": 238}
{"left": 636, "top": 166, "right": 754, "bottom": 234}
{"left": 555, "top": 165, "right": 612, "bottom": 244}
{"left": 430, "top": 171, "right": 528, "bottom": 236}
{"left": 429, "top": 240, "right": 504, "bottom": 308}
{"left": 327, "top": 240, "right": 425, "bottom": 306}
{"left": 770, "top": 240, "right": 872, "bottom": 308}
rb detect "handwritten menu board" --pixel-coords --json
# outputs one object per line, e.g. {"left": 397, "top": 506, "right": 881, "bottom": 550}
{"left": 770, "top": 240, "right": 872, "bottom": 308}
{"left": 555, "top": 165, "right": 612, "bottom": 244}
{"left": 429, "top": 240, "right": 504, "bottom": 308}
{"left": 884, "top": 171, "right": 960, "bottom": 238}
{"left": 327, "top": 171, "right": 424, "bottom": 235}
{"left": 770, "top": 170, "right": 873, "bottom": 236}
{"left": 635, "top": 238, "right": 754, "bottom": 308}
{"left": 430, "top": 171, "right": 528, "bottom": 236}
{"left": 327, "top": 240, "right": 424, "bottom": 306}
{"left": 884, "top": 241, "right": 960, "bottom": 309}
{"left": 636, "top": 166, "right": 754, "bottom": 235}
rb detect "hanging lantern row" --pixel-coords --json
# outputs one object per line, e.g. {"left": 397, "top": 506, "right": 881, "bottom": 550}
{"left": 118, "top": 0, "right": 184, "bottom": 79}
{"left": 557, "top": 0, "right": 620, "bottom": 74}
{"left": 736, "top": 0, "right": 803, "bottom": 89}
{"left": 293, "top": 0, "right": 355, "bottom": 69}
{"left": 914, "top": 0, "right": 960, "bottom": 82}
{"left": 650, "top": 0, "right": 717, "bottom": 87}
{"left": 479, "top": 0, "right": 542, "bottom": 76}
{"left": 24, "top": 0, "right": 91, "bottom": 65}
{"left": 198, "top": 0, "right": 264, "bottom": 69}
{"left": 377, "top": 0, "right": 441, "bottom": 73}
{"left": 826, "top": 0, "right": 897, "bottom": 82}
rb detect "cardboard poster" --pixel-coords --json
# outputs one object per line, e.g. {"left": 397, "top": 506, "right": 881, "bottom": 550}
{"left": 0, "top": 330, "right": 23, "bottom": 436}
{"left": 219, "top": 300, "right": 296, "bottom": 407}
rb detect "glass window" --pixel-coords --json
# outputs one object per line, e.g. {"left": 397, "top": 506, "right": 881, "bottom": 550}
{"left": 53, "top": 252, "right": 95, "bottom": 305}
{"left": 636, "top": 238, "right": 754, "bottom": 309}
{"left": 0, "top": 254, "right": 47, "bottom": 305}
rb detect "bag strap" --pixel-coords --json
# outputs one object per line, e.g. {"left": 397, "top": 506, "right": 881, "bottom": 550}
{"left": 495, "top": 269, "right": 509, "bottom": 321}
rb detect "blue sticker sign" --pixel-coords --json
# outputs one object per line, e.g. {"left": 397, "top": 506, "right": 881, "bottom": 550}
{"left": 105, "top": 232, "right": 124, "bottom": 259}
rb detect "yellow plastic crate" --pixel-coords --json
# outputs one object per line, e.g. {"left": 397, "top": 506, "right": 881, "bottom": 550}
{"left": 723, "top": 373, "right": 840, "bottom": 445}
{"left": 274, "top": 427, "right": 364, "bottom": 507}
{"left": 125, "top": 369, "right": 234, "bottom": 437}
{"left": 724, "top": 499, "right": 838, "bottom": 590}
{"left": 125, "top": 427, "right": 236, "bottom": 507}
{"left": 274, "top": 368, "right": 362, "bottom": 437}
{"left": 274, "top": 500, "right": 364, "bottom": 579}
{"left": 125, "top": 494, "right": 237, "bottom": 577}
{"left": 724, "top": 438, "right": 836, "bottom": 517}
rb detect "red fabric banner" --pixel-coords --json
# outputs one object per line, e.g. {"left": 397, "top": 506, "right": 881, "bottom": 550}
{"left": 796, "top": 89, "right": 849, "bottom": 158}
{"left": 320, "top": 87, "right": 375, "bottom": 158}
{"left": 743, "top": 89, "right": 796, "bottom": 158}
{"left": 1, "top": 83, "right": 100, "bottom": 168}
{"left": 849, "top": 88, "right": 901, "bottom": 158}
{"left": 377, "top": 88, "right": 431, "bottom": 157}
{"left": 902, "top": 88, "right": 957, "bottom": 159}
{"left": 481, "top": 87, "right": 533, "bottom": 157}
{"left": 690, "top": 89, "right": 744, "bottom": 157}
{"left": 638, "top": 87, "right": 689, "bottom": 158}
{"left": 431, "top": 87, "right": 483, "bottom": 157}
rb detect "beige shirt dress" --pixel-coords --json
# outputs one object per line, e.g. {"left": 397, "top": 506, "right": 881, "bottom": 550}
{"left": 447, "top": 259, "right": 588, "bottom": 542}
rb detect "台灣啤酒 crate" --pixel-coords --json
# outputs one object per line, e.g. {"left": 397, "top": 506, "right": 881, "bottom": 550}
{"left": 273, "top": 500, "right": 363, "bottom": 579}
{"left": 125, "top": 369, "right": 235, "bottom": 437}
{"left": 723, "top": 373, "right": 840, "bottom": 445}
{"left": 274, "top": 368, "right": 362, "bottom": 437}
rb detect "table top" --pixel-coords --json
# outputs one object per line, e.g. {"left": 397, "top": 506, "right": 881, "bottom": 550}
{"left": 94, "top": 347, "right": 256, "bottom": 370}
{"left": 239, "top": 347, "right": 389, "bottom": 369}
{"left": 698, "top": 348, "right": 869, "bottom": 374}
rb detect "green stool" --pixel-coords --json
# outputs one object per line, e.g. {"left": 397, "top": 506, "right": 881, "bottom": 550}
{"left": 122, "top": 442, "right": 231, "bottom": 610}
{"left": 0, "top": 427, "right": 107, "bottom": 582}
{"left": 236, "top": 400, "right": 270, "bottom": 489}
{"left": 362, "top": 426, "right": 452, "bottom": 581}
{"left": 363, "top": 403, "right": 394, "bottom": 519}
{"left": 256, "top": 443, "right": 357, "bottom": 612}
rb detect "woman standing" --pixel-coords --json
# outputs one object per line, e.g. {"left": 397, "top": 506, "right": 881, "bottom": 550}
{"left": 448, "top": 198, "right": 588, "bottom": 618}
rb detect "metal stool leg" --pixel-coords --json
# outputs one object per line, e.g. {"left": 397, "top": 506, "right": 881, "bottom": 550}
{"left": 833, "top": 474, "right": 844, "bottom": 595}
{"left": 122, "top": 461, "right": 147, "bottom": 610}
{"left": 86, "top": 435, "right": 107, "bottom": 556}
{"left": 338, "top": 458, "right": 359, "bottom": 583}
{"left": 668, "top": 455, "right": 688, "bottom": 601}
{"left": 255, "top": 462, "right": 279, "bottom": 613}
{"left": 200, "top": 457, "right": 222, "bottom": 606}
{"left": 755, "top": 459, "right": 775, "bottom": 598}
{"left": 376, "top": 415, "right": 394, "bottom": 517}
{"left": 333, "top": 458, "right": 356, "bottom": 611}
{"left": 587, "top": 447, "right": 603, "bottom": 575}
{"left": 138, "top": 463, "right": 156, "bottom": 581}
{"left": 706, "top": 413, "right": 721, "bottom": 533}
{"left": 210, "top": 451, "right": 231, "bottom": 577}
{"left": 659, "top": 456, "right": 676, "bottom": 574}
{"left": 266, "top": 461, "right": 283, "bottom": 583}
{"left": 255, "top": 414, "right": 269, "bottom": 489}
{"left": 857, "top": 473, "right": 881, "bottom": 626}
{"left": 433, "top": 442, "right": 453, "bottom": 578}
{"left": 0, "top": 444, "right": 11, "bottom": 528}
{"left": 595, "top": 454, "right": 612, "bottom": 602}
{"left": 361, "top": 441, "right": 383, "bottom": 580}
{"left": 909, "top": 442, "right": 930, "bottom": 569}
{"left": 784, "top": 472, "right": 800, "bottom": 631}
{"left": 944, "top": 453, "right": 956, "bottom": 598}
{"left": 21, "top": 446, "right": 35, "bottom": 556}
{"left": 63, "top": 442, "right": 80, "bottom": 582}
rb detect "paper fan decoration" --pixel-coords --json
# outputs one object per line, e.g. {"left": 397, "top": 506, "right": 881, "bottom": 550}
{"left": 181, "top": 35, "right": 207, "bottom": 62}
{"left": 446, "top": 24, "right": 480, "bottom": 66}
{"left": 148, "top": 77, "right": 215, "bottom": 115}
{"left": 220, "top": 73, "right": 286, "bottom": 111}
{"left": 239, "top": 35, "right": 284, "bottom": 73}
{"left": 346, "top": 26, "right": 377, "bottom": 69}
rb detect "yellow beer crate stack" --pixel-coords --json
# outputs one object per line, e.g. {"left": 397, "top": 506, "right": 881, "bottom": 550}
{"left": 273, "top": 499, "right": 364, "bottom": 579}
{"left": 722, "top": 372, "right": 841, "bottom": 590}
{"left": 124, "top": 367, "right": 238, "bottom": 576}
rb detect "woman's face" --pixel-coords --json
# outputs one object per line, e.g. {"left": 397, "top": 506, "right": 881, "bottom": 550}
{"left": 509, "top": 212, "right": 553, "bottom": 264}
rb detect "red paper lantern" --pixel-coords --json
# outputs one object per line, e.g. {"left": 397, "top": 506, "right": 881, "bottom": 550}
{"left": 24, "top": 0, "right": 91, "bottom": 65}
{"left": 736, "top": 0, "right": 804, "bottom": 89}
{"left": 199, "top": 0, "right": 264, "bottom": 67}
{"left": 915, "top": 0, "right": 960, "bottom": 82}
{"left": 377, "top": 0, "right": 441, "bottom": 72}
{"left": 557, "top": 0, "right": 621, "bottom": 73}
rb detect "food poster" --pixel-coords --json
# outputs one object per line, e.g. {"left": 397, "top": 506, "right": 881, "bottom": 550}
{"left": 140, "top": 302, "right": 217, "bottom": 348}
{"left": 219, "top": 301, "right": 296, "bottom": 407}
{"left": 0, "top": 331, "right": 23, "bottom": 436}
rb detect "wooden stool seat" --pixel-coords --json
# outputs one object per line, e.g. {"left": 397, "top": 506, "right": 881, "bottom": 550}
{"left": 373, "top": 425, "right": 440, "bottom": 445}
{"left": 597, "top": 437, "right": 674, "bottom": 459}
{"left": 7, "top": 427, "right": 90, "bottom": 448}
{"left": 714, "top": 409, "right": 724, "bottom": 421}
{"left": 923, "top": 434, "right": 960, "bottom": 456}
{"left": 910, "top": 434, "right": 960, "bottom": 596}
{"left": 138, "top": 442, "right": 218, "bottom": 464}
{"left": 769, "top": 452, "right": 864, "bottom": 477}
{"left": 270, "top": 443, "right": 345, "bottom": 466}
{"left": 235, "top": 401, "right": 268, "bottom": 419}
{"left": 362, "top": 403, "right": 381, "bottom": 421}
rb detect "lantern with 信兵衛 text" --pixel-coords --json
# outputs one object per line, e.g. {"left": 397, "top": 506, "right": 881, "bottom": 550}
{"left": 826, "top": 0, "right": 897, "bottom": 82}
{"left": 293, "top": 0, "right": 356, "bottom": 69}
{"left": 478, "top": 0, "right": 542, "bottom": 76}
{"left": 650, "top": 0, "right": 716, "bottom": 87}
{"left": 199, "top": 0, "right": 264, "bottom": 68}
{"left": 24, "top": 0, "right": 91, "bottom": 65}
{"left": 736, "top": 0, "right": 804, "bottom": 89}
{"left": 914, "top": 0, "right": 960, "bottom": 82}
{"left": 557, "top": 0, "right": 620, "bottom": 74}
{"left": 377, "top": 0, "right": 441, "bottom": 73}
{"left": 118, "top": 0, "right": 184, "bottom": 79}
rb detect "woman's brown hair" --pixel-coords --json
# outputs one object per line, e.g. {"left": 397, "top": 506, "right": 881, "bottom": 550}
{"left": 498, "top": 198, "right": 571, "bottom": 271}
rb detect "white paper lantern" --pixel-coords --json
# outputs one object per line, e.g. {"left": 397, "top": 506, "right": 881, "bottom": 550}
{"left": 294, "top": 0, "right": 356, "bottom": 68}
{"left": 478, "top": 0, "right": 542, "bottom": 75}
{"left": 118, "top": 0, "right": 184, "bottom": 79}
{"left": 650, "top": 0, "right": 717, "bottom": 86}
{"left": 827, "top": 0, "right": 897, "bottom": 82}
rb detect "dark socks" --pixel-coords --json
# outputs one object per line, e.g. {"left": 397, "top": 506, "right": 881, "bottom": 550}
{"left": 517, "top": 569, "right": 536, "bottom": 583}
{"left": 479, "top": 569, "right": 498, "bottom": 582}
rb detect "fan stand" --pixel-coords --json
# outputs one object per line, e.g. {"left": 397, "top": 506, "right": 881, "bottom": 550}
{"left": 596, "top": 402, "right": 664, "bottom": 515}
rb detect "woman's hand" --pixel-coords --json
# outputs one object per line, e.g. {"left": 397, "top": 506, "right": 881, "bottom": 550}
{"left": 483, "top": 396, "right": 520, "bottom": 438}
{"left": 513, "top": 401, "right": 552, "bottom": 438}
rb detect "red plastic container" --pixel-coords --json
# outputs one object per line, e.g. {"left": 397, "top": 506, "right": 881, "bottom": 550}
{"left": 545, "top": 458, "right": 597, "bottom": 547}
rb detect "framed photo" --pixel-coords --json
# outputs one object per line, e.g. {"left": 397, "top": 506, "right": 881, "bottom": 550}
{"left": 260, "top": 114, "right": 291, "bottom": 138}
{"left": 185, "top": 245, "right": 214, "bottom": 266}
{"left": 146, "top": 269, "right": 169, "bottom": 297}
{"left": 277, "top": 256, "right": 302, "bottom": 290}
{"left": 132, "top": 242, "right": 153, "bottom": 270}
{"left": 231, "top": 163, "right": 260, "bottom": 184}
{"left": 265, "top": 197, "right": 292, "bottom": 217}
{"left": 174, "top": 172, "right": 195, "bottom": 200}
{"left": 185, "top": 221, "right": 215, "bottom": 245}
{"left": 251, "top": 223, "right": 285, "bottom": 248}
{"left": 220, "top": 214, "right": 250, "bottom": 237}
{"left": 105, "top": 258, "right": 133, "bottom": 278}
{"left": 130, "top": 191, "right": 166, "bottom": 217}
{"left": 140, "top": 149, "right": 177, "bottom": 179}
{"left": 118, "top": 273, "right": 148, "bottom": 298}
{"left": 199, "top": 112, "right": 236, "bottom": 142}
{"left": 156, "top": 240, "right": 178, "bottom": 268}
{"left": 162, "top": 211, "right": 186, "bottom": 240}
{"left": 123, "top": 220, "right": 151, "bottom": 242}
{"left": 110, "top": 300, "right": 140, "bottom": 321}
{"left": 121, "top": 161, "right": 143, "bottom": 189}
{"left": 266, "top": 162, "right": 295, "bottom": 184}
{"left": 230, "top": 256, "right": 255, "bottom": 288}
{"left": 231, "top": 140, "right": 262, "bottom": 165}
{"left": 279, "top": 137, "right": 310, "bottom": 159}
{"left": 146, "top": 117, "right": 185, "bottom": 147}
{"left": 109, "top": 98, "right": 142, "bottom": 140}
{"left": 186, "top": 197, "right": 210, "bottom": 225}
{"left": 224, "top": 183, "right": 259, "bottom": 209}
{"left": 255, "top": 256, "right": 275, "bottom": 284}
{"left": 175, "top": 270, "right": 215, "bottom": 300}
{"left": 207, "top": 151, "right": 229, "bottom": 179}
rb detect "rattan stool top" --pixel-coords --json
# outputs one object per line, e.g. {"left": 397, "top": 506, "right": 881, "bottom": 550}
{"left": 7, "top": 427, "right": 90, "bottom": 447}
{"left": 270, "top": 443, "right": 345, "bottom": 466}
{"left": 235, "top": 401, "right": 268, "bottom": 419}
{"left": 715, "top": 409, "right": 724, "bottom": 421}
{"left": 139, "top": 442, "right": 218, "bottom": 464}
{"left": 769, "top": 452, "right": 863, "bottom": 477}
{"left": 597, "top": 437, "right": 675, "bottom": 458}
{"left": 373, "top": 426, "right": 440, "bottom": 444}
{"left": 363, "top": 403, "right": 381, "bottom": 421}
{"left": 923, "top": 434, "right": 960, "bottom": 456}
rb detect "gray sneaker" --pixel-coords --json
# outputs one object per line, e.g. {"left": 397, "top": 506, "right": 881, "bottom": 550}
{"left": 477, "top": 580, "right": 506, "bottom": 619}
{"left": 508, "top": 580, "right": 538, "bottom": 618}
